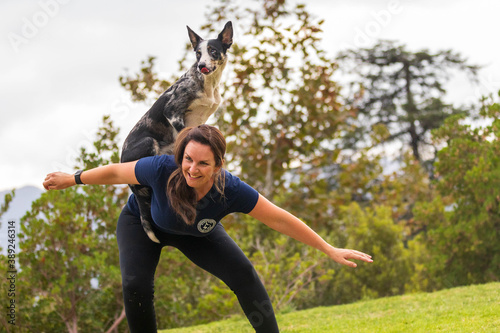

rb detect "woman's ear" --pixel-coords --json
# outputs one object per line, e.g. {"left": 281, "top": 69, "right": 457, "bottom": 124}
{"left": 213, "top": 160, "right": 224, "bottom": 176}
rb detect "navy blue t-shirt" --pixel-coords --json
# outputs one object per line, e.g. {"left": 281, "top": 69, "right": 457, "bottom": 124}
{"left": 126, "top": 155, "right": 260, "bottom": 236}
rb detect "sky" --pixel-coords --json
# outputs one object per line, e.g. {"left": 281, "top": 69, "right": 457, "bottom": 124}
{"left": 1, "top": 0, "right": 499, "bottom": 192}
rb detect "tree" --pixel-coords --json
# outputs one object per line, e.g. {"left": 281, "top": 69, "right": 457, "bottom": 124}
{"left": 118, "top": 0, "right": 352, "bottom": 315}
{"left": 15, "top": 116, "right": 128, "bottom": 333}
{"left": 120, "top": 0, "right": 348, "bottom": 199}
{"left": 336, "top": 40, "right": 480, "bottom": 167}
{"left": 412, "top": 92, "right": 500, "bottom": 289}
{"left": 117, "top": 0, "right": 436, "bottom": 314}
{"left": 0, "top": 190, "right": 16, "bottom": 330}
{"left": 0, "top": 189, "right": 14, "bottom": 220}
{"left": 330, "top": 202, "right": 412, "bottom": 304}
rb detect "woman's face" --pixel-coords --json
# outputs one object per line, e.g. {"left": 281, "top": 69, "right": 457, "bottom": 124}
{"left": 182, "top": 141, "right": 220, "bottom": 194}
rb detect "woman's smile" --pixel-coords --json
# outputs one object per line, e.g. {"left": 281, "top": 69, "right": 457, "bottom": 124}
{"left": 181, "top": 141, "right": 220, "bottom": 198}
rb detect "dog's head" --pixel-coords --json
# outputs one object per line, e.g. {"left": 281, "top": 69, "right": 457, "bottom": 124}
{"left": 187, "top": 21, "right": 233, "bottom": 76}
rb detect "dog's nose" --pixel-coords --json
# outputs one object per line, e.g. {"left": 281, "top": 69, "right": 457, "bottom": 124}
{"left": 198, "top": 64, "right": 210, "bottom": 74}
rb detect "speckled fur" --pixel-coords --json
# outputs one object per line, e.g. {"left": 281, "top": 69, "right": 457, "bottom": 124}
{"left": 121, "top": 22, "right": 233, "bottom": 243}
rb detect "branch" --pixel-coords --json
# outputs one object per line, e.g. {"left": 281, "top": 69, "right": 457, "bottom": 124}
{"left": 276, "top": 261, "right": 322, "bottom": 309}
{"left": 104, "top": 306, "right": 126, "bottom": 333}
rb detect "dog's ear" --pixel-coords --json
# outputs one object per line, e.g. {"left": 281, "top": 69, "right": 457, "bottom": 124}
{"left": 218, "top": 21, "right": 233, "bottom": 52}
{"left": 187, "top": 26, "right": 203, "bottom": 50}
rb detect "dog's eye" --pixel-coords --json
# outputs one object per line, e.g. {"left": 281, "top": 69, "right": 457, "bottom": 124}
{"left": 210, "top": 49, "right": 218, "bottom": 56}
{"left": 196, "top": 51, "right": 201, "bottom": 58}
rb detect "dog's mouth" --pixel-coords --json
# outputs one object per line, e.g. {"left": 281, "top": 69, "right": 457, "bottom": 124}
{"left": 200, "top": 67, "right": 210, "bottom": 74}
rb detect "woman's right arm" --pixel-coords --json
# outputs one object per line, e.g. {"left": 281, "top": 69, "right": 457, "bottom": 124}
{"left": 43, "top": 161, "right": 139, "bottom": 190}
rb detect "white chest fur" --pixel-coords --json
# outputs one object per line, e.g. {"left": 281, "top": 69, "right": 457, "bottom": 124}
{"left": 185, "top": 80, "right": 222, "bottom": 127}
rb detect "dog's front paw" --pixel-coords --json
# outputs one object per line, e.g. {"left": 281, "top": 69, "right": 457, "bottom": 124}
{"left": 166, "top": 115, "right": 185, "bottom": 134}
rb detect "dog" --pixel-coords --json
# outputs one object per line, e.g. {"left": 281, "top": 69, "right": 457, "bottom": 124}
{"left": 121, "top": 22, "right": 233, "bottom": 243}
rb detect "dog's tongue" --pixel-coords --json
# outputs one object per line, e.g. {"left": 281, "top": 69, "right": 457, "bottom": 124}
{"left": 200, "top": 67, "right": 210, "bottom": 74}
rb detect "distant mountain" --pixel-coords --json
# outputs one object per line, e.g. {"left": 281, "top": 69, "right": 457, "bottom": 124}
{"left": 0, "top": 186, "right": 43, "bottom": 253}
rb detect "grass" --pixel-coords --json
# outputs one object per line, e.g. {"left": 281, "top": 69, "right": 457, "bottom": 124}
{"left": 160, "top": 282, "right": 500, "bottom": 332}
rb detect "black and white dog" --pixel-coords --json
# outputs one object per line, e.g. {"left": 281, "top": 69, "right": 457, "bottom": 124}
{"left": 121, "top": 22, "right": 233, "bottom": 243}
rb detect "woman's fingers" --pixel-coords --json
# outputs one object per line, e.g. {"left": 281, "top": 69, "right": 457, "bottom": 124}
{"left": 343, "top": 259, "right": 358, "bottom": 268}
{"left": 43, "top": 174, "right": 52, "bottom": 190}
{"left": 43, "top": 172, "right": 71, "bottom": 190}
{"left": 333, "top": 248, "right": 373, "bottom": 267}
{"left": 352, "top": 250, "right": 373, "bottom": 263}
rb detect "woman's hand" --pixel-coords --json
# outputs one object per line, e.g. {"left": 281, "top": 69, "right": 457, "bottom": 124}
{"left": 249, "top": 195, "right": 373, "bottom": 268}
{"left": 325, "top": 246, "right": 373, "bottom": 268}
{"left": 43, "top": 172, "right": 75, "bottom": 190}
{"left": 43, "top": 162, "right": 139, "bottom": 190}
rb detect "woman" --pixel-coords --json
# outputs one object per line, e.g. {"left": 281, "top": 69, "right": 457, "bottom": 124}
{"left": 44, "top": 125, "right": 373, "bottom": 333}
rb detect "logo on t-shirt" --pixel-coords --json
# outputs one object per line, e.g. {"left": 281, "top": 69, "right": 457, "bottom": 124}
{"left": 197, "top": 219, "right": 217, "bottom": 233}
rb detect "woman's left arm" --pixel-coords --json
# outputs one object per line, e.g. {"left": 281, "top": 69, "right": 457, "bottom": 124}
{"left": 248, "top": 194, "right": 373, "bottom": 268}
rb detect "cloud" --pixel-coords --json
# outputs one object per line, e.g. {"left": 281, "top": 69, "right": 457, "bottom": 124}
{"left": 0, "top": 0, "right": 210, "bottom": 190}
{"left": 0, "top": 0, "right": 498, "bottom": 191}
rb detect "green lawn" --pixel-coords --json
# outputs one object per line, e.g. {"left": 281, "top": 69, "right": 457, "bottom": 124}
{"left": 161, "top": 282, "right": 500, "bottom": 332}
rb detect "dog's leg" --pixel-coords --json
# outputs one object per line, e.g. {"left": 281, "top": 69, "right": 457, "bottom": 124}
{"left": 132, "top": 185, "right": 160, "bottom": 243}
{"left": 166, "top": 114, "right": 185, "bottom": 135}
{"left": 121, "top": 136, "right": 161, "bottom": 243}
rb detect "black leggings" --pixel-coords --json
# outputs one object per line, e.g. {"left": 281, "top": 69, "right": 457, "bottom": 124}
{"left": 116, "top": 207, "right": 280, "bottom": 333}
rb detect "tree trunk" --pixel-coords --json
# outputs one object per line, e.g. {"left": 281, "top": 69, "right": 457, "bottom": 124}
{"left": 65, "top": 317, "right": 78, "bottom": 333}
{"left": 404, "top": 62, "right": 421, "bottom": 162}
{"left": 264, "top": 156, "right": 275, "bottom": 197}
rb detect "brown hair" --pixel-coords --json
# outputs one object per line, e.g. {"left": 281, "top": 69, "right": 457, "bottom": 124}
{"left": 167, "top": 125, "right": 226, "bottom": 225}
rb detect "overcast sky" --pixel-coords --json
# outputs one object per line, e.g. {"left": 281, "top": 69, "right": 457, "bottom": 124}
{"left": 1, "top": 0, "right": 499, "bottom": 192}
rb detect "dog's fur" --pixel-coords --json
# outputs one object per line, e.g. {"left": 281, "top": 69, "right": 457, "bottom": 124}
{"left": 121, "top": 22, "right": 233, "bottom": 243}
